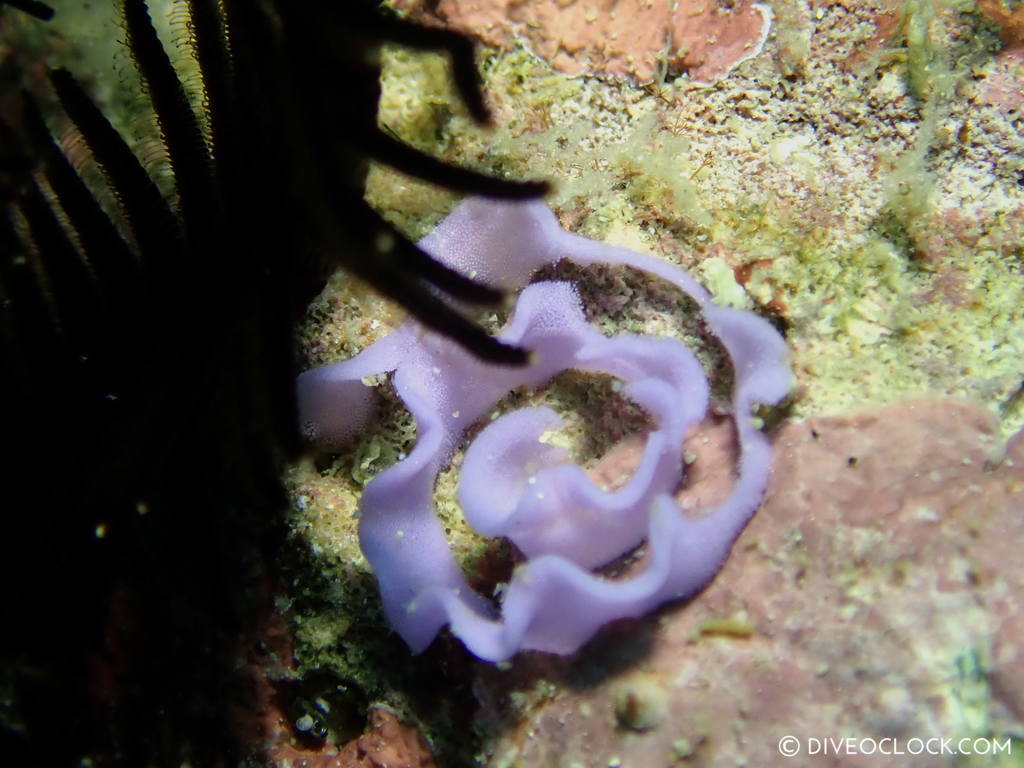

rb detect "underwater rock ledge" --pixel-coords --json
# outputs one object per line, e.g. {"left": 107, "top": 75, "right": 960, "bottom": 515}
{"left": 475, "top": 399, "right": 1024, "bottom": 768}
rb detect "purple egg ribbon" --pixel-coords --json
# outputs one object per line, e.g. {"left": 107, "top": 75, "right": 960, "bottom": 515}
{"left": 297, "top": 198, "right": 791, "bottom": 661}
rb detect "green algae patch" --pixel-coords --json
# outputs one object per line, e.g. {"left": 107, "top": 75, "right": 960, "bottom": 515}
{"left": 277, "top": 517, "right": 483, "bottom": 767}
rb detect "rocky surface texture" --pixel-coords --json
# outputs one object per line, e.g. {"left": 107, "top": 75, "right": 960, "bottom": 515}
{"left": 264, "top": 708, "right": 437, "bottom": 768}
{"left": 391, "top": 0, "right": 773, "bottom": 84}
{"left": 474, "top": 400, "right": 1024, "bottom": 767}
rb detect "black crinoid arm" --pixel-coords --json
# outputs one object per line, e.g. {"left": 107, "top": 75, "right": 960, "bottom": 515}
{"left": 0, "top": 0, "right": 546, "bottom": 763}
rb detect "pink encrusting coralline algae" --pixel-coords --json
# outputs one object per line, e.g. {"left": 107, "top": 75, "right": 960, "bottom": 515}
{"left": 392, "top": 0, "right": 774, "bottom": 84}
{"left": 297, "top": 198, "right": 791, "bottom": 661}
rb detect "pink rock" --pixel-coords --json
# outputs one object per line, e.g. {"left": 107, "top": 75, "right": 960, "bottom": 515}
{"left": 977, "top": 46, "right": 1024, "bottom": 116}
{"left": 394, "top": 0, "right": 772, "bottom": 84}
{"left": 475, "top": 400, "right": 1024, "bottom": 767}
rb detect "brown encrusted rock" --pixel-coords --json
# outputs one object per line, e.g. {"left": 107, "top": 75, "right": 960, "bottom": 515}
{"left": 392, "top": 0, "right": 773, "bottom": 84}
{"left": 336, "top": 708, "right": 438, "bottom": 768}
{"left": 261, "top": 707, "right": 437, "bottom": 768}
{"left": 475, "top": 400, "right": 1024, "bottom": 767}
{"left": 242, "top": 618, "right": 439, "bottom": 768}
